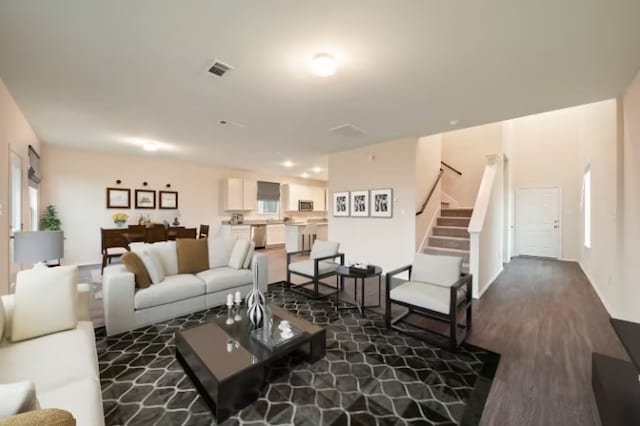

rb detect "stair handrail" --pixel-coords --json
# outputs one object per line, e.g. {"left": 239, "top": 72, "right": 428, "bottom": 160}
{"left": 441, "top": 161, "right": 462, "bottom": 176}
{"left": 416, "top": 169, "right": 444, "bottom": 216}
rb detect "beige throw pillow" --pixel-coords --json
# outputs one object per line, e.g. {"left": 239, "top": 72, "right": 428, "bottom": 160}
{"left": 0, "top": 409, "right": 75, "bottom": 426}
{"left": 228, "top": 240, "right": 250, "bottom": 269}
{"left": 0, "top": 381, "right": 39, "bottom": 419}
{"left": 121, "top": 252, "right": 152, "bottom": 289}
{"left": 176, "top": 238, "right": 209, "bottom": 274}
{"left": 137, "top": 250, "right": 165, "bottom": 284}
{"left": 11, "top": 266, "right": 78, "bottom": 342}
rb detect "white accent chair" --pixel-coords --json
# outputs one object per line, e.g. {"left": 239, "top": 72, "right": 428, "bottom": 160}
{"left": 286, "top": 240, "right": 344, "bottom": 299}
{"left": 385, "top": 253, "right": 472, "bottom": 351}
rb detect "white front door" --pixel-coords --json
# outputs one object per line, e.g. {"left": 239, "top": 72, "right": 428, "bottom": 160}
{"left": 516, "top": 187, "right": 560, "bottom": 258}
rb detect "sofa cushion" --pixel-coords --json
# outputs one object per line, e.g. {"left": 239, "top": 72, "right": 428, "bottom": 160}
{"left": 106, "top": 247, "right": 127, "bottom": 256}
{"left": 134, "top": 274, "right": 205, "bottom": 310}
{"left": 11, "top": 266, "right": 78, "bottom": 343}
{"left": 411, "top": 253, "right": 462, "bottom": 287}
{"left": 38, "top": 379, "right": 102, "bottom": 426}
{"left": 137, "top": 249, "right": 165, "bottom": 284}
{"left": 228, "top": 240, "right": 250, "bottom": 269}
{"left": 0, "top": 408, "right": 76, "bottom": 426}
{"left": 197, "top": 267, "right": 252, "bottom": 294}
{"left": 309, "top": 241, "right": 339, "bottom": 260}
{"left": 176, "top": 239, "right": 209, "bottom": 274}
{"left": 121, "top": 252, "right": 151, "bottom": 289}
{"left": 208, "top": 236, "right": 238, "bottom": 268}
{"left": 242, "top": 241, "right": 256, "bottom": 269}
{"left": 149, "top": 241, "right": 178, "bottom": 276}
{"left": 288, "top": 260, "right": 339, "bottom": 276}
{"left": 0, "top": 381, "right": 38, "bottom": 419}
{"left": 390, "top": 281, "right": 466, "bottom": 315}
{"left": 0, "top": 322, "right": 98, "bottom": 393}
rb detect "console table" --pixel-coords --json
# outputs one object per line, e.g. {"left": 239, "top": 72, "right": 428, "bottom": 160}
{"left": 592, "top": 318, "right": 640, "bottom": 426}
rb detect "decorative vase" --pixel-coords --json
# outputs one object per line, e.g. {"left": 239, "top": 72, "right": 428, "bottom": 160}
{"left": 246, "top": 263, "right": 265, "bottom": 328}
{"left": 115, "top": 221, "right": 125, "bottom": 228}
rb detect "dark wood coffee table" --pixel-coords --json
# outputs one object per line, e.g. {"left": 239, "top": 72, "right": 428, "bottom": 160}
{"left": 174, "top": 304, "right": 326, "bottom": 423}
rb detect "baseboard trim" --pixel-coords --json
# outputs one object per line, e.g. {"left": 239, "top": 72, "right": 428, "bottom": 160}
{"left": 578, "top": 262, "right": 615, "bottom": 317}
{"left": 475, "top": 266, "right": 504, "bottom": 299}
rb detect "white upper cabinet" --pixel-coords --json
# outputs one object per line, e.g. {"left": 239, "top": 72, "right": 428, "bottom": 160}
{"left": 282, "top": 183, "right": 327, "bottom": 212}
{"left": 222, "top": 178, "right": 257, "bottom": 211}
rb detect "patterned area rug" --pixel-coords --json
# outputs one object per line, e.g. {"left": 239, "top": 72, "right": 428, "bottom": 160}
{"left": 96, "top": 283, "right": 499, "bottom": 425}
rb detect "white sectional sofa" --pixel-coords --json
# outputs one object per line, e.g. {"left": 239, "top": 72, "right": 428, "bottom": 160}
{"left": 102, "top": 237, "right": 268, "bottom": 336}
{"left": 0, "top": 284, "right": 104, "bottom": 426}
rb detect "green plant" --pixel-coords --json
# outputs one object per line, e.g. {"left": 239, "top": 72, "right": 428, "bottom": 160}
{"left": 41, "top": 205, "right": 61, "bottom": 231}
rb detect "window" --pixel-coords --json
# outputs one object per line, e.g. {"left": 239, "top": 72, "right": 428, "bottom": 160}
{"left": 10, "top": 151, "right": 22, "bottom": 233}
{"left": 29, "top": 187, "right": 39, "bottom": 230}
{"left": 258, "top": 199, "right": 279, "bottom": 215}
{"left": 583, "top": 168, "right": 591, "bottom": 248}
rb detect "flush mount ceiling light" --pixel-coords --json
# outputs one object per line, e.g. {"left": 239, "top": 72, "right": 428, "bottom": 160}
{"left": 311, "top": 166, "right": 322, "bottom": 174}
{"left": 281, "top": 160, "right": 295, "bottom": 168}
{"left": 310, "top": 53, "right": 337, "bottom": 77}
{"left": 143, "top": 143, "right": 159, "bottom": 152}
{"left": 301, "top": 172, "right": 310, "bottom": 179}
{"left": 449, "top": 119, "right": 460, "bottom": 126}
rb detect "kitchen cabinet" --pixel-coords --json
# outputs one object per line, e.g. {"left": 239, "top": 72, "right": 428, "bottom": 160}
{"left": 266, "top": 224, "right": 286, "bottom": 246}
{"left": 222, "top": 178, "right": 257, "bottom": 211}
{"left": 282, "top": 184, "right": 327, "bottom": 212}
{"left": 220, "top": 224, "right": 251, "bottom": 241}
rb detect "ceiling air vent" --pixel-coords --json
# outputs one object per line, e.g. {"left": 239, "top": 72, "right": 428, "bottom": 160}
{"left": 208, "top": 60, "right": 232, "bottom": 77}
{"left": 328, "top": 124, "right": 366, "bottom": 138}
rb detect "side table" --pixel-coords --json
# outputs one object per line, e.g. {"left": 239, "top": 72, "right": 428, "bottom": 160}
{"left": 336, "top": 265, "right": 383, "bottom": 316}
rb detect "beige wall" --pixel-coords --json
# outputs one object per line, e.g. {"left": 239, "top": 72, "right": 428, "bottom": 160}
{"left": 415, "top": 135, "right": 442, "bottom": 250}
{"left": 41, "top": 144, "right": 325, "bottom": 266}
{"left": 441, "top": 123, "right": 503, "bottom": 206}
{"left": 620, "top": 70, "right": 640, "bottom": 322}
{"left": 0, "top": 78, "right": 41, "bottom": 295}
{"left": 328, "top": 138, "right": 417, "bottom": 271}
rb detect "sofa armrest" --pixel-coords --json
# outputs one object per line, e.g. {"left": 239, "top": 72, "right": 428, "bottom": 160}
{"left": 251, "top": 253, "right": 269, "bottom": 293}
{"left": 103, "top": 265, "right": 136, "bottom": 336}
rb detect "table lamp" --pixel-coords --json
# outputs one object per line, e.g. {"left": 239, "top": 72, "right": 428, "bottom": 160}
{"left": 14, "top": 231, "right": 64, "bottom": 269}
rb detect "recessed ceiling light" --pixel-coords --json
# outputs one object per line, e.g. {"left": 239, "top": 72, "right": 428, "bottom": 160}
{"left": 281, "top": 160, "right": 295, "bottom": 168}
{"left": 143, "top": 143, "right": 159, "bottom": 152}
{"left": 449, "top": 119, "right": 459, "bottom": 126}
{"left": 311, "top": 53, "right": 337, "bottom": 77}
{"left": 301, "top": 172, "right": 310, "bottom": 179}
{"left": 312, "top": 166, "right": 322, "bottom": 173}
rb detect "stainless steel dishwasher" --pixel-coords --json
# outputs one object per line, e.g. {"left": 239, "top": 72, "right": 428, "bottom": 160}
{"left": 251, "top": 224, "right": 267, "bottom": 249}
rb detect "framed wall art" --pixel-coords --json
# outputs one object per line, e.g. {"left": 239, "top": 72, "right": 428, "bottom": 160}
{"left": 332, "top": 191, "right": 349, "bottom": 217}
{"left": 106, "top": 187, "right": 131, "bottom": 209}
{"left": 135, "top": 189, "right": 156, "bottom": 209}
{"left": 159, "top": 191, "right": 178, "bottom": 209}
{"left": 350, "top": 190, "right": 369, "bottom": 217}
{"left": 370, "top": 188, "right": 393, "bottom": 218}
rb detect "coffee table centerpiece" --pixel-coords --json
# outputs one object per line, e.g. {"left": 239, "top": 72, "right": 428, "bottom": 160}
{"left": 175, "top": 303, "right": 326, "bottom": 423}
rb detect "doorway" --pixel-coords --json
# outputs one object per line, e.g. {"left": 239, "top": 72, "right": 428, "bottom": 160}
{"left": 502, "top": 155, "right": 511, "bottom": 262}
{"left": 9, "top": 149, "right": 23, "bottom": 284}
{"left": 516, "top": 187, "right": 560, "bottom": 258}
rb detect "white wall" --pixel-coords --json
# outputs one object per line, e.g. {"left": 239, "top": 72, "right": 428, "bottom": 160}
{"left": 441, "top": 123, "right": 503, "bottom": 206}
{"left": 0, "top": 78, "right": 41, "bottom": 295}
{"left": 415, "top": 135, "right": 442, "bottom": 250}
{"left": 41, "top": 144, "right": 326, "bottom": 266}
{"left": 328, "top": 138, "right": 417, "bottom": 271}
{"left": 620, "top": 71, "right": 640, "bottom": 322}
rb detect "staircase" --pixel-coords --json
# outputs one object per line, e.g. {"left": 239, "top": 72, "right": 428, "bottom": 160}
{"left": 423, "top": 204, "right": 472, "bottom": 273}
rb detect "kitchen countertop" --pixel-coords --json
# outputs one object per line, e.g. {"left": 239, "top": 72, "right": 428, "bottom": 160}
{"left": 220, "top": 220, "right": 286, "bottom": 225}
{"left": 285, "top": 222, "right": 328, "bottom": 227}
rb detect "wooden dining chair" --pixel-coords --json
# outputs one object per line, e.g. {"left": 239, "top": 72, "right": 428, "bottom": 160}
{"left": 176, "top": 227, "right": 197, "bottom": 239}
{"left": 198, "top": 224, "right": 210, "bottom": 239}
{"left": 101, "top": 228, "right": 128, "bottom": 273}
{"left": 167, "top": 226, "right": 185, "bottom": 241}
{"left": 126, "top": 225, "right": 146, "bottom": 243}
{"left": 145, "top": 225, "right": 168, "bottom": 243}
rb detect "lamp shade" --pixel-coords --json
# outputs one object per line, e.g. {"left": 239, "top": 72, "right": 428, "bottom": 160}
{"left": 14, "top": 231, "right": 64, "bottom": 263}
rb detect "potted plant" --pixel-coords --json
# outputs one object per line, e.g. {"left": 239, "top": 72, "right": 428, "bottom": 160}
{"left": 112, "top": 212, "right": 129, "bottom": 227}
{"left": 41, "top": 205, "right": 62, "bottom": 231}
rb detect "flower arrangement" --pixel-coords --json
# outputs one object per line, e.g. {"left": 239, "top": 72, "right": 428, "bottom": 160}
{"left": 112, "top": 212, "right": 129, "bottom": 226}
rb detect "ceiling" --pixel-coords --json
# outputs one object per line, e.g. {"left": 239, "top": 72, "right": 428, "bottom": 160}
{"left": 1, "top": 1, "right": 640, "bottom": 181}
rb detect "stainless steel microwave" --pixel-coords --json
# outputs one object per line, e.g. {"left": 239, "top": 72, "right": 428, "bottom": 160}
{"left": 298, "top": 200, "right": 314, "bottom": 211}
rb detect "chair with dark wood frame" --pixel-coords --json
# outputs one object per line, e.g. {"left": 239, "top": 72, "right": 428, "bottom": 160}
{"left": 101, "top": 228, "right": 128, "bottom": 273}
{"left": 126, "top": 225, "right": 146, "bottom": 244}
{"left": 176, "top": 228, "right": 197, "bottom": 239}
{"left": 145, "top": 225, "right": 168, "bottom": 243}
{"left": 286, "top": 240, "right": 344, "bottom": 299}
{"left": 198, "top": 224, "right": 210, "bottom": 239}
{"left": 385, "top": 253, "right": 472, "bottom": 351}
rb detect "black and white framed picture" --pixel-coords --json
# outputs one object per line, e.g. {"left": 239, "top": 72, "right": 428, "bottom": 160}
{"left": 159, "top": 191, "right": 178, "bottom": 209}
{"left": 332, "top": 191, "right": 349, "bottom": 217}
{"left": 350, "top": 190, "right": 369, "bottom": 217}
{"left": 370, "top": 188, "right": 393, "bottom": 218}
{"left": 135, "top": 189, "right": 156, "bottom": 209}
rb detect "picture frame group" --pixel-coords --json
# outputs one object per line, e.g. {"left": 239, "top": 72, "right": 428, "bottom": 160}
{"left": 106, "top": 188, "right": 179, "bottom": 210}
{"left": 332, "top": 188, "right": 393, "bottom": 218}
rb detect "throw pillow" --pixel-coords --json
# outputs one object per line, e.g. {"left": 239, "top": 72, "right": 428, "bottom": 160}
{"left": 176, "top": 238, "right": 209, "bottom": 274}
{"left": 228, "top": 240, "right": 251, "bottom": 269}
{"left": 149, "top": 241, "right": 178, "bottom": 276}
{"left": 0, "top": 298, "right": 4, "bottom": 343}
{"left": 0, "top": 381, "right": 38, "bottom": 419}
{"left": 242, "top": 241, "right": 256, "bottom": 269}
{"left": 121, "top": 252, "right": 152, "bottom": 289}
{"left": 309, "top": 240, "right": 339, "bottom": 260}
{"left": 10, "top": 266, "right": 78, "bottom": 342}
{"left": 137, "top": 250, "right": 165, "bottom": 284}
{"left": 0, "top": 409, "right": 75, "bottom": 426}
{"left": 208, "top": 236, "right": 238, "bottom": 268}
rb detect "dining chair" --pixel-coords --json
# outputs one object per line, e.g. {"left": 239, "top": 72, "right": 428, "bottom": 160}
{"left": 101, "top": 228, "right": 128, "bottom": 273}
{"left": 167, "top": 226, "right": 185, "bottom": 241}
{"left": 198, "top": 224, "right": 210, "bottom": 239}
{"left": 126, "top": 225, "right": 146, "bottom": 243}
{"left": 145, "top": 225, "right": 168, "bottom": 243}
{"left": 176, "top": 227, "right": 197, "bottom": 239}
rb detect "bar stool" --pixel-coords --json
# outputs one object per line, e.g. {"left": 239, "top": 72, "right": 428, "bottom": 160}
{"left": 301, "top": 223, "right": 318, "bottom": 252}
